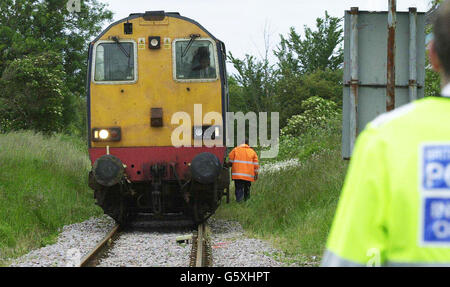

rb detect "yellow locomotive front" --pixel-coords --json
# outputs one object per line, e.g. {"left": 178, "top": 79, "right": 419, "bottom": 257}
{"left": 87, "top": 11, "right": 230, "bottom": 224}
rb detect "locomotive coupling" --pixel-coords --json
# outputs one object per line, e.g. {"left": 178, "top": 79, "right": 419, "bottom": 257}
{"left": 190, "top": 152, "right": 221, "bottom": 184}
{"left": 92, "top": 154, "right": 124, "bottom": 187}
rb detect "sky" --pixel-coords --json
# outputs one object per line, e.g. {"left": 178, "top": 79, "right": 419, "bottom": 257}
{"left": 100, "top": 0, "right": 431, "bottom": 73}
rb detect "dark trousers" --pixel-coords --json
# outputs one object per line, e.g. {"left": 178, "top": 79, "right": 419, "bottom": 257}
{"left": 235, "top": 179, "right": 251, "bottom": 202}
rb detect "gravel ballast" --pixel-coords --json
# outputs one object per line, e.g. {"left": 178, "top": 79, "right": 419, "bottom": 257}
{"left": 10, "top": 215, "right": 116, "bottom": 267}
{"left": 9, "top": 216, "right": 285, "bottom": 267}
{"left": 209, "top": 219, "right": 283, "bottom": 267}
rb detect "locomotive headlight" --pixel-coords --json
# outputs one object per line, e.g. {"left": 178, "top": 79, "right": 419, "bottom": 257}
{"left": 148, "top": 36, "right": 161, "bottom": 49}
{"left": 215, "top": 127, "right": 220, "bottom": 137}
{"left": 92, "top": 127, "right": 121, "bottom": 142}
{"left": 150, "top": 39, "right": 159, "bottom": 47}
{"left": 194, "top": 127, "right": 203, "bottom": 138}
{"left": 193, "top": 125, "right": 221, "bottom": 140}
{"left": 99, "top": 129, "right": 109, "bottom": 140}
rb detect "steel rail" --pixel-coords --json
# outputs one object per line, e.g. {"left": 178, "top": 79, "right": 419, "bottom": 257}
{"left": 79, "top": 224, "right": 120, "bottom": 267}
{"left": 190, "top": 223, "right": 212, "bottom": 267}
{"left": 196, "top": 224, "right": 205, "bottom": 267}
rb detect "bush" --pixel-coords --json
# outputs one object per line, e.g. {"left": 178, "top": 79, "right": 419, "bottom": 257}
{"left": 260, "top": 96, "right": 341, "bottom": 164}
{"left": 276, "top": 69, "right": 343, "bottom": 126}
{"left": 266, "top": 115, "right": 341, "bottom": 164}
{"left": 281, "top": 96, "right": 340, "bottom": 137}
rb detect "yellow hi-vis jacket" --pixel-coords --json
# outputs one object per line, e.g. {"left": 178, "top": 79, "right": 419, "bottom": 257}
{"left": 229, "top": 144, "right": 259, "bottom": 182}
{"left": 322, "top": 84, "right": 450, "bottom": 267}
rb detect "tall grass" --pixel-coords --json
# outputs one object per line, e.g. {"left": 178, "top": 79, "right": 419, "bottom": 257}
{"left": 0, "top": 131, "right": 102, "bottom": 263}
{"left": 215, "top": 123, "right": 348, "bottom": 265}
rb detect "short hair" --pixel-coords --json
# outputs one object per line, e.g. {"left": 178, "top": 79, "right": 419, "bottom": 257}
{"left": 192, "top": 47, "right": 210, "bottom": 70}
{"left": 433, "top": 0, "right": 450, "bottom": 76}
{"left": 194, "top": 47, "right": 209, "bottom": 60}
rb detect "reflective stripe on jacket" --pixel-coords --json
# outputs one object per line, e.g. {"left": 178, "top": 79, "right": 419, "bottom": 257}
{"left": 228, "top": 144, "right": 259, "bottom": 182}
{"left": 322, "top": 87, "right": 450, "bottom": 266}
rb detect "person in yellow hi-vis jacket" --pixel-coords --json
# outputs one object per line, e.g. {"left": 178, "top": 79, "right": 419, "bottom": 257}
{"left": 322, "top": 1, "right": 450, "bottom": 267}
{"left": 226, "top": 138, "right": 259, "bottom": 202}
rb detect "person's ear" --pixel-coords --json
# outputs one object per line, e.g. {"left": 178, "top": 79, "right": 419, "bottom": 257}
{"left": 429, "top": 40, "right": 441, "bottom": 73}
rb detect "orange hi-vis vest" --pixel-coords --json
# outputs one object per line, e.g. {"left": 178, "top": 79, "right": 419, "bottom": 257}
{"left": 228, "top": 144, "right": 259, "bottom": 182}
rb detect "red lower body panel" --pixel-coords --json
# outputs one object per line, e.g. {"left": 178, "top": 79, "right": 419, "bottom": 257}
{"left": 89, "top": 146, "right": 226, "bottom": 182}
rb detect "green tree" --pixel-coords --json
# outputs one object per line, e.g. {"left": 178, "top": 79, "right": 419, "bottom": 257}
{"left": 228, "top": 52, "right": 277, "bottom": 113}
{"left": 227, "top": 76, "right": 246, "bottom": 113}
{"left": 275, "top": 11, "right": 343, "bottom": 75}
{"left": 425, "top": 0, "right": 443, "bottom": 98}
{"left": 425, "top": 61, "right": 441, "bottom": 98}
{"left": 272, "top": 11, "right": 344, "bottom": 126}
{"left": 275, "top": 69, "right": 343, "bottom": 126}
{"left": 281, "top": 96, "right": 341, "bottom": 137}
{"left": 0, "top": 52, "right": 68, "bottom": 133}
{"left": 0, "top": 0, "right": 112, "bottom": 134}
{"left": 0, "top": 0, "right": 112, "bottom": 95}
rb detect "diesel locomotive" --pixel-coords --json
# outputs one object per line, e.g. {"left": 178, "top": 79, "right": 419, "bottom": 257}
{"left": 87, "top": 11, "right": 230, "bottom": 224}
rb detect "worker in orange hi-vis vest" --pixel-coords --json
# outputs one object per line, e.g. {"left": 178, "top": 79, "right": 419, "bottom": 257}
{"left": 226, "top": 138, "right": 259, "bottom": 202}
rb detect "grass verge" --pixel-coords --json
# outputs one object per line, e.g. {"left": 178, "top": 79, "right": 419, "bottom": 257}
{"left": 215, "top": 127, "right": 348, "bottom": 266}
{"left": 0, "top": 131, "right": 102, "bottom": 265}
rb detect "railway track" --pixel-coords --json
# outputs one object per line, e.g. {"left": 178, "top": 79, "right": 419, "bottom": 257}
{"left": 189, "top": 223, "right": 213, "bottom": 267}
{"left": 79, "top": 221, "right": 212, "bottom": 267}
{"left": 79, "top": 224, "right": 121, "bottom": 267}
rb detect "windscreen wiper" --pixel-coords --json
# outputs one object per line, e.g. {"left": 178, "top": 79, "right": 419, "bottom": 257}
{"left": 111, "top": 36, "right": 130, "bottom": 58}
{"left": 181, "top": 34, "right": 200, "bottom": 58}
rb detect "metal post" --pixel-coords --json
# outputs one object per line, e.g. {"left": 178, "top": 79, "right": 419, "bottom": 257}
{"left": 349, "top": 7, "right": 359, "bottom": 153}
{"left": 409, "top": 7, "right": 418, "bottom": 101}
{"left": 387, "top": 0, "right": 397, "bottom": 111}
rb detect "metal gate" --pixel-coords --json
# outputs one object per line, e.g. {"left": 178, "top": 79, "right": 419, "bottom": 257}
{"left": 342, "top": 6, "right": 426, "bottom": 159}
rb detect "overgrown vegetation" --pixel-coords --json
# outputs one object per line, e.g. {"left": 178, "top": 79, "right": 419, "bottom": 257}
{"left": 0, "top": 52, "right": 68, "bottom": 133}
{"left": 216, "top": 97, "right": 347, "bottom": 266}
{"left": 0, "top": 0, "right": 112, "bottom": 265}
{"left": 425, "top": 0, "right": 444, "bottom": 97}
{"left": 0, "top": 131, "right": 102, "bottom": 265}
{"left": 228, "top": 11, "right": 344, "bottom": 129}
{"left": 0, "top": 0, "right": 112, "bottom": 137}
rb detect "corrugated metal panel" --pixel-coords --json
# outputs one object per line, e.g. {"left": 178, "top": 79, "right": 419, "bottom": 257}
{"left": 342, "top": 9, "right": 425, "bottom": 159}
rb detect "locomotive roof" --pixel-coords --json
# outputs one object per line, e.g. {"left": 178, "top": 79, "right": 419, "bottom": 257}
{"left": 93, "top": 11, "right": 222, "bottom": 44}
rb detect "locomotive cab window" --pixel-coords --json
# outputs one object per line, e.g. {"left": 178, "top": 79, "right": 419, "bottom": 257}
{"left": 174, "top": 39, "right": 218, "bottom": 81}
{"left": 93, "top": 41, "right": 137, "bottom": 83}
